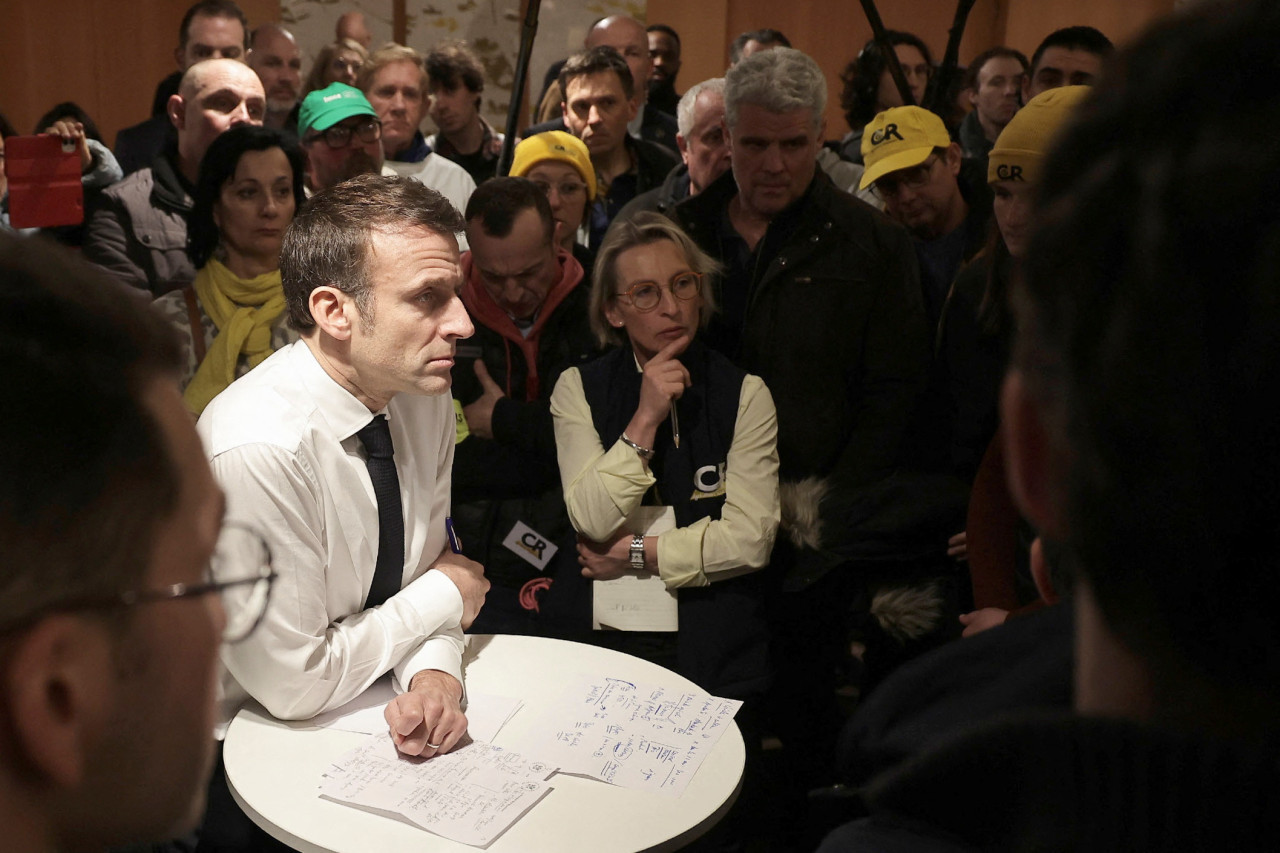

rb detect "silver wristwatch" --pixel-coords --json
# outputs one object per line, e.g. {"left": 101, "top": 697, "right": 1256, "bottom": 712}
{"left": 629, "top": 534, "right": 645, "bottom": 571}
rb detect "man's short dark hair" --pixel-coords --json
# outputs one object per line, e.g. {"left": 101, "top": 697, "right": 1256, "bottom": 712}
{"left": 730, "top": 28, "right": 791, "bottom": 65}
{"left": 840, "top": 30, "right": 933, "bottom": 130}
{"left": 1029, "top": 25, "right": 1113, "bottom": 75}
{"left": 281, "top": 174, "right": 465, "bottom": 331}
{"left": 464, "top": 177, "right": 554, "bottom": 246}
{"left": 0, "top": 236, "right": 183, "bottom": 632}
{"left": 178, "top": 0, "right": 249, "bottom": 51}
{"left": 559, "top": 46, "right": 634, "bottom": 102}
{"left": 962, "top": 46, "right": 1029, "bottom": 92}
{"left": 1016, "top": 0, "right": 1280, "bottom": 713}
{"left": 425, "top": 40, "right": 485, "bottom": 96}
{"left": 646, "top": 24, "right": 680, "bottom": 46}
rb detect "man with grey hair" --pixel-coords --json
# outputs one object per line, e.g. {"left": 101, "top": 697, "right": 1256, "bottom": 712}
{"left": 672, "top": 46, "right": 928, "bottom": 802}
{"left": 612, "top": 77, "right": 730, "bottom": 222}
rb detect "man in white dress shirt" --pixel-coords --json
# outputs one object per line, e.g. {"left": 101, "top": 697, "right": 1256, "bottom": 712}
{"left": 197, "top": 174, "right": 487, "bottom": 759}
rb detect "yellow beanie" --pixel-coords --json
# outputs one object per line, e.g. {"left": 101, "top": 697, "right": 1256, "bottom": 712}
{"left": 988, "top": 85, "right": 1091, "bottom": 185}
{"left": 510, "top": 131, "right": 598, "bottom": 200}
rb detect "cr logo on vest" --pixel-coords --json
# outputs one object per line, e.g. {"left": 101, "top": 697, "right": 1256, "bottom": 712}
{"left": 995, "top": 164, "right": 1025, "bottom": 181}
{"left": 691, "top": 463, "right": 727, "bottom": 500}
{"left": 871, "top": 123, "right": 904, "bottom": 145}
{"left": 518, "top": 532, "right": 546, "bottom": 560}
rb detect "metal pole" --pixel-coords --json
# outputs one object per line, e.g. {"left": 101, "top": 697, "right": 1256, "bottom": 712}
{"left": 857, "top": 0, "right": 914, "bottom": 107}
{"left": 926, "top": 0, "right": 978, "bottom": 115}
{"left": 498, "top": 0, "right": 542, "bottom": 177}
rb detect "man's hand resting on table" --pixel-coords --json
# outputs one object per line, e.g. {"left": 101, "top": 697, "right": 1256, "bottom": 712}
{"left": 385, "top": 669, "right": 467, "bottom": 757}
{"left": 430, "top": 549, "right": 489, "bottom": 629}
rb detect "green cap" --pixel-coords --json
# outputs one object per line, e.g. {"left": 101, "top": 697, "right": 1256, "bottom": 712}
{"left": 298, "top": 83, "right": 378, "bottom": 136}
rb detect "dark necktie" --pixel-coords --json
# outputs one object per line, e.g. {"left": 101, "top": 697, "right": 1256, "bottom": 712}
{"left": 357, "top": 415, "right": 404, "bottom": 609}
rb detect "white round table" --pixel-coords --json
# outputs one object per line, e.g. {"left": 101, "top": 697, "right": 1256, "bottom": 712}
{"left": 223, "top": 634, "right": 745, "bottom": 852}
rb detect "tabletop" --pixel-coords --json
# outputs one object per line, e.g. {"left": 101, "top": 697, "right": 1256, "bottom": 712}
{"left": 223, "top": 633, "right": 745, "bottom": 852}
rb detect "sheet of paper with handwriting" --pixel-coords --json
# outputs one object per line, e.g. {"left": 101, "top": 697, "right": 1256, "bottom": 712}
{"left": 516, "top": 675, "right": 742, "bottom": 796}
{"left": 319, "top": 734, "right": 556, "bottom": 847}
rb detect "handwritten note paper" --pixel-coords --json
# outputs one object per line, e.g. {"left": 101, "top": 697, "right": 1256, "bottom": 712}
{"left": 517, "top": 675, "right": 741, "bottom": 796}
{"left": 319, "top": 735, "right": 555, "bottom": 847}
{"left": 593, "top": 506, "right": 679, "bottom": 631}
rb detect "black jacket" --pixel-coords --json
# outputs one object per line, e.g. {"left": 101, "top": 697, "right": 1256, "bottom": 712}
{"left": 672, "top": 169, "right": 930, "bottom": 584}
{"left": 450, "top": 277, "right": 600, "bottom": 592}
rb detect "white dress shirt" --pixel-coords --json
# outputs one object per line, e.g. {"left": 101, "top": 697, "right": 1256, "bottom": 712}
{"left": 198, "top": 340, "right": 463, "bottom": 726}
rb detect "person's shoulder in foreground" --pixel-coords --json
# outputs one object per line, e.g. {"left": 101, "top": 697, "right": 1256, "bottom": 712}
{"left": 0, "top": 234, "right": 228, "bottom": 851}
{"left": 821, "top": 1, "right": 1280, "bottom": 848}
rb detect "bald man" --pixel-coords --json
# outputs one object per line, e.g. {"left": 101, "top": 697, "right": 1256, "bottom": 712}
{"left": 85, "top": 59, "right": 266, "bottom": 295}
{"left": 249, "top": 23, "right": 303, "bottom": 132}
{"left": 523, "top": 14, "right": 678, "bottom": 154}
{"left": 336, "top": 10, "right": 373, "bottom": 49}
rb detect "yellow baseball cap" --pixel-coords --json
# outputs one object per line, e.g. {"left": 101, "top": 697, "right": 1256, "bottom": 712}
{"left": 510, "top": 131, "right": 598, "bottom": 201}
{"left": 859, "top": 106, "right": 952, "bottom": 190}
{"left": 988, "top": 85, "right": 1090, "bottom": 185}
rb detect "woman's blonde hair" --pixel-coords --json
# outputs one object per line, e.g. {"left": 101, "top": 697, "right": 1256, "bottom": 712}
{"left": 589, "top": 212, "right": 721, "bottom": 348}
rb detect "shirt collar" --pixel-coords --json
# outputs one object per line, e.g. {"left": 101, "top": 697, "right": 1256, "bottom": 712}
{"left": 289, "top": 341, "right": 390, "bottom": 441}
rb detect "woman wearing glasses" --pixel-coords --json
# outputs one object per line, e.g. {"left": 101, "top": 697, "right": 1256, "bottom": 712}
{"left": 303, "top": 39, "right": 368, "bottom": 98}
{"left": 550, "top": 213, "right": 778, "bottom": 847}
{"left": 153, "top": 125, "right": 305, "bottom": 416}
{"left": 550, "top": 212, "right": 779, "bottom": 700}
{"left": 510, "top": 131, "right": 597, "bottom": 280}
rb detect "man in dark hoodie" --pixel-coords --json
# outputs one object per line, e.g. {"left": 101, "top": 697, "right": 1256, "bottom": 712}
{"left": 452, "top": 178, "right": 600, "bottom": 631}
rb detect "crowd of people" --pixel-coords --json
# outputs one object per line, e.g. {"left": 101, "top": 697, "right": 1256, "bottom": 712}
{"left": 4, "top": 0, "right": 1280, "bottom": 851}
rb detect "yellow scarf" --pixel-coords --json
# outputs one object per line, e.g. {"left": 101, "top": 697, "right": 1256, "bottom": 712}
{"left": 183, "top": 257, "right": 286, "bottom": 415}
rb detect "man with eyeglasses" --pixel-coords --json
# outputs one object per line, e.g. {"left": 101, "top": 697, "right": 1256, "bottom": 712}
{"left": 0, "top": 235, "right": 274, "bottom": 851}
{"left": 297, "top": 82, "right": 386, "bottom": 193}
{"left": 449, "top": 177, "right": 598, "bottom": 632}
{"left": 860, "top": 106, "right": 991, "bottom": 332}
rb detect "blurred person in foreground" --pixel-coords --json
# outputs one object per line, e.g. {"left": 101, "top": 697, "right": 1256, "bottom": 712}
{"left": 0, "top": 234, "right": 273, "bottom": 852}
{"left": 821, "top": 2, "right": 1280, "bottom": 848}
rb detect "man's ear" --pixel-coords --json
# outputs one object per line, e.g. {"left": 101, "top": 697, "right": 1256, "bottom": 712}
{"left": 4, "top": 617, "right": 113, "bottom": 788}
{"left": 174, "top": 45, "right": 186, "bottom": 69}
{"left": 1028, "top": 536, "right": 1060, "bottom": 604}
{"left": 167, "top": 95, "right": 186, "bottom": 132}
{"left": 945, "top": 141, "right": 963, "bottom": 173}
{"left": 309, "top": 286, "right": 357, "bottom": 340}
{"left": 676, "top": 133, "right": 689, "bottom": 164}
{"left": 1001, "top": 368, "right": 1063, "bottom": 539}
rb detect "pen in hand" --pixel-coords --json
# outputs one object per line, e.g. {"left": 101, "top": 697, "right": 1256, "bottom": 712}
{"left": 445, "top": 517, "right": 463, "bottom": 554}
{"left": 670, "top": 404, "right": 680, "bottom": 449}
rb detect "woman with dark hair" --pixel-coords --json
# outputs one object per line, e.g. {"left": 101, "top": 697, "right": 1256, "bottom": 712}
{"left": 152, "top": 124, "right": 305, "bottom": 415}
{"left": 838, "top": 30, "right": 934, "bottom": 163}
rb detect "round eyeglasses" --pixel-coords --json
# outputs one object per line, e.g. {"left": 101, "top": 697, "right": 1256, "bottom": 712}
{"left": 0, "top": 522, "right": 276, "bottom": 643}
{"left": 308, "top": 118, "right": 382, "bottom": 150}
{"left": 615, "top": 272, "right": 703, "bottom": 313}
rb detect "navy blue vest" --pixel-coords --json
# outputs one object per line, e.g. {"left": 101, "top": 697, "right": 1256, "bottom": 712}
{"left": 577, "top": 340, "right": 771, "bottom": 697}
